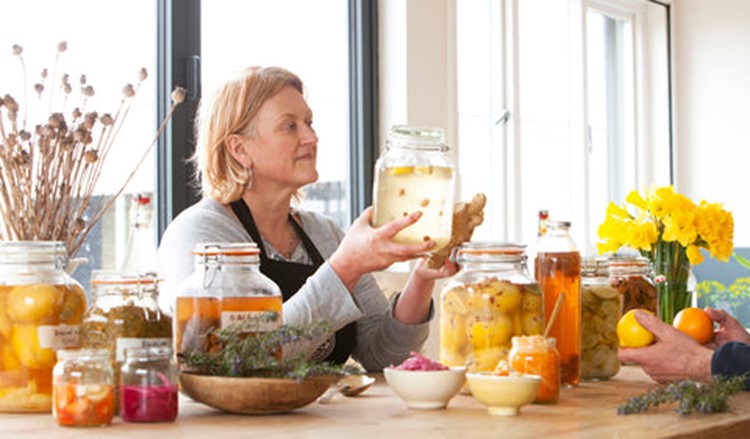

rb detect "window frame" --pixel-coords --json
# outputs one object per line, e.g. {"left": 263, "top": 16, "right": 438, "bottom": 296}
{"left": 155, "top": 0, "right": 379, "bottom": 238}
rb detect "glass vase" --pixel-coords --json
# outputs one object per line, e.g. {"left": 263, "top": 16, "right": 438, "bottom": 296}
{"left": 653, "top": 240, "right": 693, "bottom": 324}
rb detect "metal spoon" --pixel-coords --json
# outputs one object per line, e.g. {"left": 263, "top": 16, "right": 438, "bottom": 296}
{"left": 317, "top": 375, "right": 375, "bottom": 404}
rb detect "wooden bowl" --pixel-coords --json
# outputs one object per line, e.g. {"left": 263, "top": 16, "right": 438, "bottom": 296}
{"left": 179, "top": 373, "right": 338, "bottom": 414}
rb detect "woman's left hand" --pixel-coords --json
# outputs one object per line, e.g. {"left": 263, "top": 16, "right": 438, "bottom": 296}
{"left": 394, "top": 256, "right": 457, "bottom": 325}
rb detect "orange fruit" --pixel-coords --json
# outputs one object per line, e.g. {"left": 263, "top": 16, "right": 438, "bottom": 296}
{"left": 673, "top": 307, "right": 714, "bottom": 344}
{"left": 616, "top": 309, "right": 655, "bottom": 348}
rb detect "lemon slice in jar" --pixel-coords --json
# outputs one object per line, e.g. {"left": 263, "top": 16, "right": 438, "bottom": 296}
{"left": 388, "top": 166, "right": 414, "bottom": 175}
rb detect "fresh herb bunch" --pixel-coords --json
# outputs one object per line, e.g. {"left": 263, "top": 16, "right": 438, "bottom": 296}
{"left": 618, "top": 375, "right": 748, "bottom": 415}
{"left": 178, "top": 320, "right": 361, "bottom": 381}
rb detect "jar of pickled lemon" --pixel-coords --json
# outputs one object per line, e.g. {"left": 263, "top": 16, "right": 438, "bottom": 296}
{"left": 580, "top": 257, "right": 620, "bottom": 381}
{"left": 372, "top": 125, "right": 456, "bottom": 250}
{"left": 439, "top": 243, "right": 543, "bottom": 374}
{"left": 0, "top": 241, "right": 87, "bottom": 413}
{"left": 52, "top": 348, "right": 114, "bottom": 426}
{"left": 175, "top": 243, "right": 282, "bottom": 361}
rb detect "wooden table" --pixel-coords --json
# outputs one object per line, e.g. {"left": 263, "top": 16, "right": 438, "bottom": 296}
{"left": 2, "top": 367, "right": 749, "bottom": 438}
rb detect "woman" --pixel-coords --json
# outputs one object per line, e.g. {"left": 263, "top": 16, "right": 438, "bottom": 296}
{"left": 619, "top": 308, "right": 750, "bottom": 389}
{"left": 158, "top": 66, "right": 455, "bottom": 371}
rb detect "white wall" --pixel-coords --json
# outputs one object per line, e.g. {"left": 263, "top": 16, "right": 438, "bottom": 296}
{"left": 673, "top": 0, "right": 750, "bottom": 246}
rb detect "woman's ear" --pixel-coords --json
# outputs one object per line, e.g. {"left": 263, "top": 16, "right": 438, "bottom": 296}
{"left": 226, "top": 134, "right": 253, "bottom": 168}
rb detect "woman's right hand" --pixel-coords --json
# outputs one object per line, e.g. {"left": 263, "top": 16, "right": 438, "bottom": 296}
{"left": 704, "top": 307, "right": 750, "bottom": 348}
{"left": 329, "top": 207, "right": 435, "bottom": 291}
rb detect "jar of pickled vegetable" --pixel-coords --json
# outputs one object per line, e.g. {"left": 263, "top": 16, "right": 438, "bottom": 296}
{"left": 52, "top": 348, "right": 114, "bottom": 427}
{"left": 439, "top": 243, "right": 543, "bottom": 374}
{"left": 120, "top": 346, "right": 178, "bottom": 423}
{"left": 79, "top": 271, "right": 172, "bottom": 410}
{"left": 509, "top": 335, "right": 560, "bottom": 403}
{"left": 175, "top": 243, "right": 282, "bottom": 361}
{"left": 580, "top": 257, "right": 620, "bottom": 381}
{"left": 609, "top": 257, "right": 657, "bottom": 315}
{"left": 0, "top": 241, "right": 87, "bottom": 413}
{"left": 372, "top": 125, "right": 456, "bottom": 251}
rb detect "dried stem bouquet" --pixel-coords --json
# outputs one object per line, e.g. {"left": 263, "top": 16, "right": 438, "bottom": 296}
{"left": 0, "top": 42, "right": 185, "bottom": 257}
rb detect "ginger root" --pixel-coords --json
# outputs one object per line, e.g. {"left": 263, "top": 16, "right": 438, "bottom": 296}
{"left": 427, "top": 193, "right": 487, "bottom": 269}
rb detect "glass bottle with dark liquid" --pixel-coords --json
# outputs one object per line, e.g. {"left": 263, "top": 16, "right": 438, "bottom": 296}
{"left": 535, "top": 221, "right": 581, "bottom": 387}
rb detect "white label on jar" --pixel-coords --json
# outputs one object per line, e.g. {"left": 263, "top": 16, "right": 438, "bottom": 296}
{"left": 220, "top": 311, "right": 280, "bottom": 332}
{"left": 116, "top": 338, "right": 172, "bottom": 362}
{"left": 37, "top": 324, "right": 80, "bottom": 349}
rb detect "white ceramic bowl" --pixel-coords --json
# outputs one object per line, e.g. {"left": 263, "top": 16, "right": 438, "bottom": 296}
{"left": 465, "top": 372, "right": 541, "bottom": 416}
{"left": 383, "top": 366, "right": 466, "bottom": 410}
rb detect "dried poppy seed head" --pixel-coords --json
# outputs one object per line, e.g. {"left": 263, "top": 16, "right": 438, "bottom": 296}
{"left": 3, "top": 95, "right": 18, "bottom": 112}
{"left": 72, "top": 108, "right": 82, "bottom": 119}
{"left": 73, "top": 217, "right": 86, "bottom": 234}
{"left": 63, "top": 83, "right": 72, "bottom": 94}
{"left": 48, "top": 113, "right": 63, "bottom": 128}
{"left": 41, "top": 68, "right": 48, "bottom": 79}
{"left": 83, "top": 149, "right": 98, "bottom": 163}
{"left": 81, "top": 85, "right": 95, "bottom": 97}
{"left": 74, "top": 126, "right": 89, "bottom": 142}
{"left": 138, "top": 68, "right": 148, "bottom": 81}
{"left": 62, "top": 73, "right": 70, "bottom": 84}
{"left": 99, "top": 114, "right": 114, "bottom": 126}
{"left": 172, "top": 87, "right": 187, "bottom": 104}
{"left": 19, "top": 130, "right": 32, "bottom": 141}
{"left": 61, "top": 134, "right": 75, "bottom": 151}
{"left": 122, "top": 84, "right": 136, "bottom": 98}
{"left": 12, "top": 45, "right": 22, "bottom": 56}
{"left": 79, "top": 74, "right": 87, "bottom": 85}
{"left": 57, "top": 41, "right": 68, "bottom": 52}
{"left": 34, "top": 83, "right": 44, "bottom": 95}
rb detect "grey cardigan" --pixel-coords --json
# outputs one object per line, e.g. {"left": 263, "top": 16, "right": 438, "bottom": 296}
{"left": 157, "top": 198, "right": 430, "bottom": 371}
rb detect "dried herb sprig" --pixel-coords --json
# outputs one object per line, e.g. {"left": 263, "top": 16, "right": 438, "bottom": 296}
{"left": 178, "top": 320, "right": 361, "bottom": 381}
{"left": 0, "top": 42, "right": 186, "bottom": 257}
{"left": 617, "top": 374, "right": 748, "bottom": 415}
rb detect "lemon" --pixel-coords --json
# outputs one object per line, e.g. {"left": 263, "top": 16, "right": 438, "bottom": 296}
{"left": 616, "top": 309, "right": 655, "bottom": 348}
{"left": 388, "top": 166, "right": 414, "bottom": 175}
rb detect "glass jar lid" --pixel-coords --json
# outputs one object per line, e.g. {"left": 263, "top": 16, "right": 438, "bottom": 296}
{"left": 192, "top": 242, "right": 261, "bottom": 265}
{"left": 386, "top": 125, "right": 448, "bottom": 151}
{"left": 609, "top": 256, "right": 651, "bottom": 274}
{"left": 90, "top": 271, "right": 160, "bottom": 297}
{"left": 456, "top": 242, "right": 527, "bottom": 263}
{"left": 0, "top": 240, "right": 67, "bottom": 265}
{"left": 581, "top": 257, "right": 610, "bottom": 277}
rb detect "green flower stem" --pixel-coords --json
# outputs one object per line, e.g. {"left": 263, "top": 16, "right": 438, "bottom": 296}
{"left": 654, "top": 240, "right": 692, "bottom": 324}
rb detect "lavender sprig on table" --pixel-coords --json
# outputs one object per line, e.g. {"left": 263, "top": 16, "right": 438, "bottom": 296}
{"left": 617, "top": 375, "right": 747, "bottom": 415}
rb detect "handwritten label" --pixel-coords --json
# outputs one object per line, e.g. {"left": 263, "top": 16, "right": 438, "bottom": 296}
{"left": 220, "top": 311, "right": 280, "bottom": 332}
{"left": 116, "top": 338, "right": 172, "bottom": 362}
{"left": 38, "top": 325, "right": 80, "bottom": 349}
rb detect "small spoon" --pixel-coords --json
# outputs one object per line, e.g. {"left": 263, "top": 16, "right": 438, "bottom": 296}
{"left": 317, "top": 375, "right": 375, "bottom": 404}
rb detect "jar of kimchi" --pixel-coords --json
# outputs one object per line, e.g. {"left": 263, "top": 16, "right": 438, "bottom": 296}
{"left": 52, "top": 348, "right": 115, "bottom": 427}
{"left": 0, "top": 241, "right": 87, "bottom": 413}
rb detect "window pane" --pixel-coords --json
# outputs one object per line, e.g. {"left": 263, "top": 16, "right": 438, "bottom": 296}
{"left": 0, "top": 0, "right": 158, "bottom": 290}
{"left": 201, "top": 0, "right": 351, "bottom": 228}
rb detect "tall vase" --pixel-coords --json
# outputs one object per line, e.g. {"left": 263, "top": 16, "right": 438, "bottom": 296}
{"left": 653, "top": 240, "right": 693, "bottom": 324}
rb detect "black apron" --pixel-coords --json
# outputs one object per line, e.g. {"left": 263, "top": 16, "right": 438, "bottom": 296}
{"left": 230, "top": 200, "right": 356, "bottom": 364}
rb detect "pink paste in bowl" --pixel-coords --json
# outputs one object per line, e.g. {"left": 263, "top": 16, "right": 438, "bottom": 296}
{"left": 390, "top": 352, "right": 449, "bottom": 371}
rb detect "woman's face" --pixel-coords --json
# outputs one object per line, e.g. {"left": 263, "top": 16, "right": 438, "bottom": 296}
{"left": 243, "top": 85, "right": 319, "bottom": 191}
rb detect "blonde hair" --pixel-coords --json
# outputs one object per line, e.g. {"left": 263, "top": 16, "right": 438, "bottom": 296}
{"left": 192, "top": 66, "right": 304, "bottom": 203}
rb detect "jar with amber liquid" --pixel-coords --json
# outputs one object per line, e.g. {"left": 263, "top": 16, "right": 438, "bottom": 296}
{"left": 535, "top": 221, "right": 581, "bottom": 387}
{"left": 580, "top": 257, "right": 620, "bottom": 381}
{"left": 175, "top": 243, "right": 282, "bottom": 361}
{"left": 0, "top": 241, "right": 87, "bottom": 413}
{"left": 439, "top": 243, "right": 543, "bottom": 375}
{"left": 609, "top": 256, "right": 658, "bottom": 316}
{"left": 79, "top": 271, "right": 172, "bottom": 410}
{"left": 372, "top": 125, "right": 456, "bottom": 251}
{"left": 509, "top": 335, "right": 560, "bottom": 403}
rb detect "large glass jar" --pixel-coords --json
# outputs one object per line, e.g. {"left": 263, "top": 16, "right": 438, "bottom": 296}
{"left": 0, "top": 241, "right": 87, "bottom": 413}
{"left": 609, "top": 256, "right": 658, "bottom": 315}
{"left": 175, "top": 243, "right": 282, "bottom": 361}
{"left": 439, "top": 243, "right": 543, "bottom": 374}
{"left": 509, "top": 335, "right": 560, "bottom": 404}
{"left": 79, "top": 271, "right": 172, "bottom": 409}
{"left": 535, "top": 221, "right": 581, "bottom": 387}
{"left": 372, "top": 125, "right": 456, "bottom": 250}
{"left": 580, "top": 257, "right": 620, "bottom": 381}
{"left": 120, "top": 346, "right": 178, "bottom": 423}
{"left": 52, "top": 348, "right": 115, "bottom": 427}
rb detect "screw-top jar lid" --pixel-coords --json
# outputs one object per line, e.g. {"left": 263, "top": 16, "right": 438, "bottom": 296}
{"left": 0, "top": 240, "right": 68, "bottom": 264}
{"left": 386, "top": 125, "right": 448, "bottom": 151}
{"left": 457, "top": 242, "right": 527, "bottom": 263}
{"left": 192, "top": 242, "right": 260, "bottom": 256}
{"left": 581, "top": 256, "right": 610, "bottom": 277}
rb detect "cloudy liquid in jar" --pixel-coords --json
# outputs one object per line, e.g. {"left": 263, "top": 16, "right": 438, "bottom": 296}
{"left": 373, "top": 165, "right": 454, "bottom": 249}
{"left": 174, "top": 296, "right": 282, "bottom": 356}
{"left": 535, "top": 251, "right": 581, "bottom": 387}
